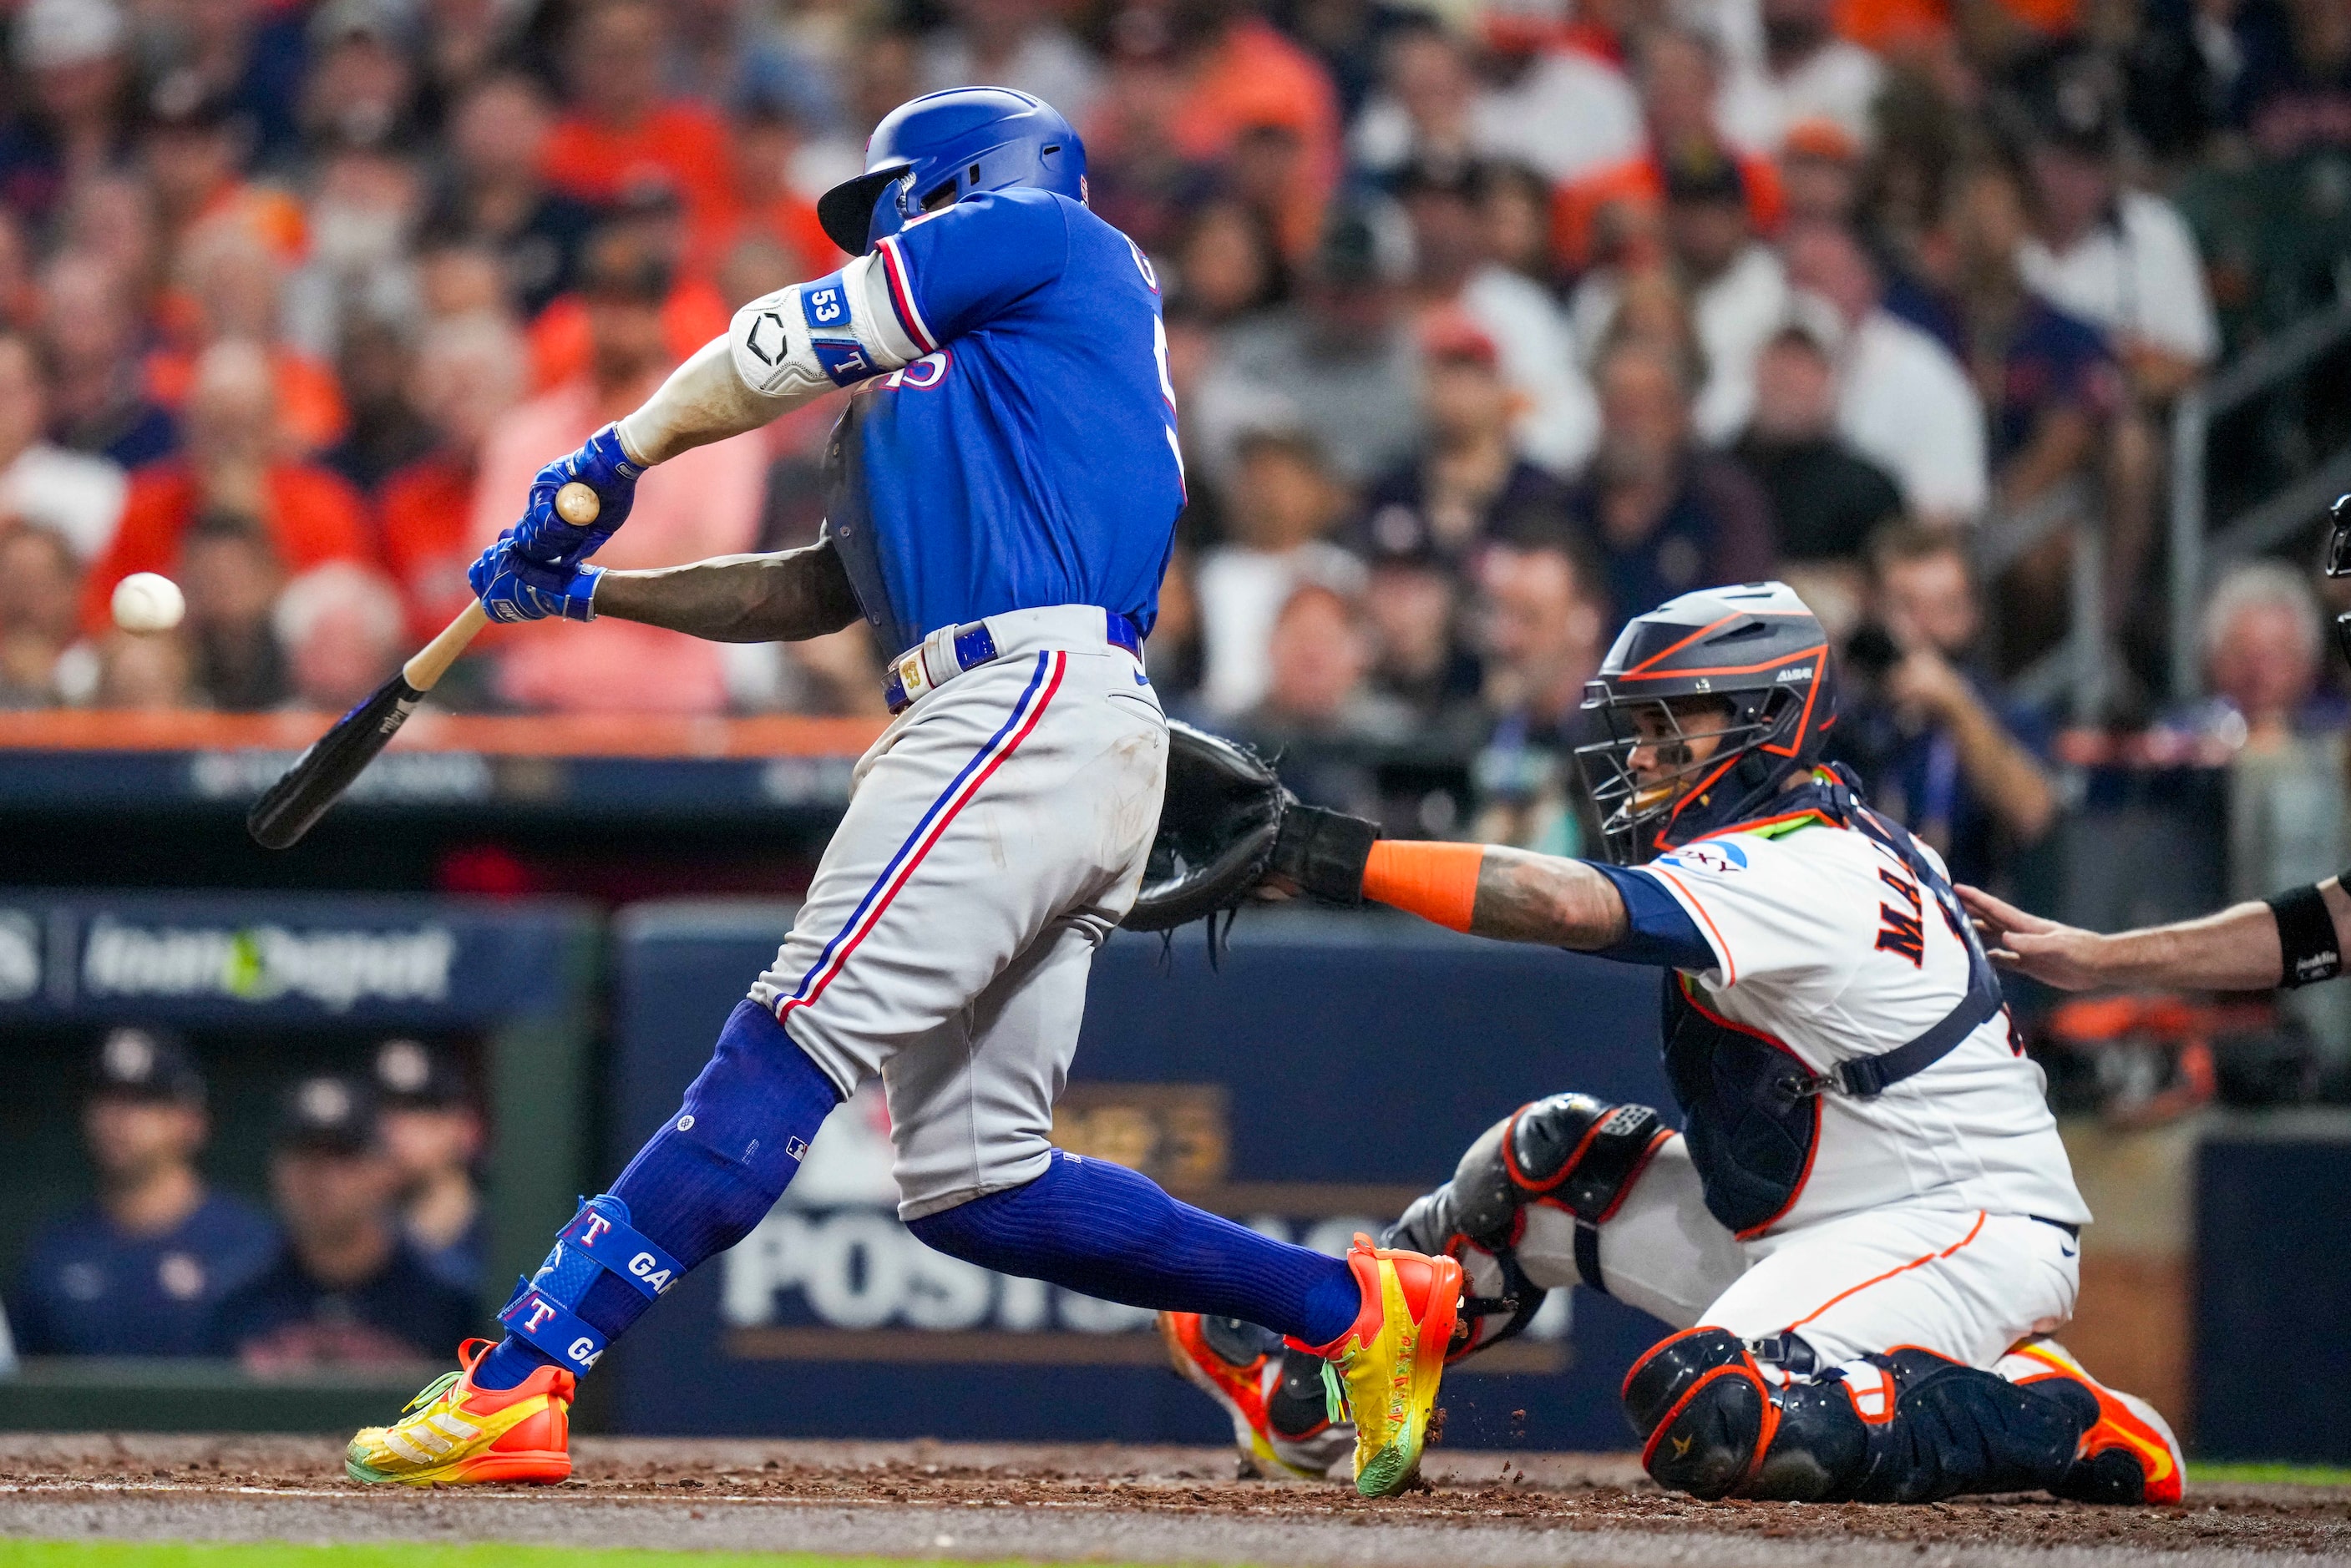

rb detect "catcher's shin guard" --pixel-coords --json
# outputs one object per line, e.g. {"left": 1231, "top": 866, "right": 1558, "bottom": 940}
{"left": 1387, "top": 1092, "right": 1667, "bottom": 1359}
{"left": 1625, "top": 1330, "right": 2101, "bottom": 1504}
{"left": 2000, "top": 1339, "right": 2184, "bottom": 1505}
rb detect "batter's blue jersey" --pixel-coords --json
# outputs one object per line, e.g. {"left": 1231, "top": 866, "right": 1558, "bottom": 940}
{"left": 823, "top": 188, "right": 1184, "bottom": 656}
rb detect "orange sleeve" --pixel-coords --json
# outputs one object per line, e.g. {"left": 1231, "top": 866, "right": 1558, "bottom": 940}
{"left": 540, "top": 119, "right": 608, "bottom": 202}
{"left": 272, "top": 352, "right": 349, "bottom": 453}
{"left": 267, "top": 467, "right": 374, "bottom": 571}
{"left": 662, "top": 277, "right": 732, "bottom": 362}
{"left": 1740, "top": 153, "right": 1786, "bottom": 237}
{"left": 528, "top": 296, "right": 590, "bottom": 393}
{"left": 1361, "top": 841, "right": 1486, "bottom": 933}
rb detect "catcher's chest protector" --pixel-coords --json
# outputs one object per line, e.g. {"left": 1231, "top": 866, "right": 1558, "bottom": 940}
{"left": 1660, "top": 975, "right": 1820, "bottom": 1237}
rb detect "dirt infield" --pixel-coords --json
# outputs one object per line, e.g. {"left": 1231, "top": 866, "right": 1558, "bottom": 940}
{"left": 3, "top": 1434, "right": 2348, "bottom": 1567}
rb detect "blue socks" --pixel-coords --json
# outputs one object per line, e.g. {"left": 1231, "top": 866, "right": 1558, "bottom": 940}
{"left": 473, "top": 999, "right": 843, "bottom": 1390}
{"left": 908, "top": 1150, "right": 1362, "bottom": 1347}
{"left": 472, "top": 1006, "right": 1365, "bottom": 1393}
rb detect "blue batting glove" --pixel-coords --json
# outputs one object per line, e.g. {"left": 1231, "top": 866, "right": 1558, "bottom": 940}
{"left": 471, "top": 534, "right": 604, "bottom": 623}
{"left": 511, "top": 422, "right": 643, "bottom": 569}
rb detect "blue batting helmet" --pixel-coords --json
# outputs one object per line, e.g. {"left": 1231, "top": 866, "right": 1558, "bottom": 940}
{"left": 817, "top": 87, "right": 1087, "bottom": 255}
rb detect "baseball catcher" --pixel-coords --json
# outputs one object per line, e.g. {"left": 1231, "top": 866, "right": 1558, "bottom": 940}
{"left": 1159, "top": 582, "right": 2184, "bottom": 1505}
{"left": 344, "top": 88, "right": 1458, "bottom": 1496}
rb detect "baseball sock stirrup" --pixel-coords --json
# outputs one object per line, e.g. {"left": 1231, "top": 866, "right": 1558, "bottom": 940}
{"left": 497, "top": 1195, "right": 683, "bottom": 1374}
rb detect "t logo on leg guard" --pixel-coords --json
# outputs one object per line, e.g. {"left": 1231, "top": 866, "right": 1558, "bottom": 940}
{"left": 580, "top": 1212, "right": 613, "bottom": 1247}
{"left": 523, "top": 1299, "right": 558, "bottom": 1335}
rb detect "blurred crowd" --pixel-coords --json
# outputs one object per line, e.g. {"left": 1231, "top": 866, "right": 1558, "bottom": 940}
{"left": 0, "top": 0, "right": 2343, "bottom": 881}
{"left": 3, "top": 1026, "right": 484, "bottom": 1368}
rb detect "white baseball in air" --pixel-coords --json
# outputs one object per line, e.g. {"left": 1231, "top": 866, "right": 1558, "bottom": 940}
{"left": 111, "top": 572, "right": 185, "bottom": 633}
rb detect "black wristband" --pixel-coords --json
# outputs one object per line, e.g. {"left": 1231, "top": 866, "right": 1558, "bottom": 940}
{"left": 2268, "top": 881, "right": 2342, "bottom": 989}
{"left": 1269, "top": 803, "right": 1380, "bottom": 906}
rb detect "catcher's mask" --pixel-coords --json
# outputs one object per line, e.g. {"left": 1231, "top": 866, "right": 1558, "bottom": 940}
{"left": 2327, "top": 493, "right": 2351, "bottom": 665}
{"left": 1574, "top": 582, "right": 1837, "bottom": 865}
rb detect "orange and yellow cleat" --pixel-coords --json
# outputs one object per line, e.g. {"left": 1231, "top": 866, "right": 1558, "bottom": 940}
{"left": 1158, "top": 1311, "right": 1352, "bottom": 1481}
{"left": 347, "top": 1338, "right": 575, "bottom": 1486}
{"left": 1295, "top": 1233, "right": 1462, "bottom": 1499}
{"left": 2002, "top": 1339, "right": 2183, "bottom": 1505}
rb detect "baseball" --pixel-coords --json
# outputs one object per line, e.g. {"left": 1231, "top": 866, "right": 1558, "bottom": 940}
{"left": 111, "top": 572, "right": 185, "bottom": 634}
{"left": 555, "top": 482, "right": 601, "bottom": 526}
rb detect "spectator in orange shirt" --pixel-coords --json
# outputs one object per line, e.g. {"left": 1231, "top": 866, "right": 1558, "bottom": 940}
{"left": 86, "top": 340, "right": 372, "bottom": 635}
{"left": 526, "top": 186, "right": 730, "bottom": 393}
{"left": 144, "top": 226, "right": 347, "bottom": 455}
{"left": 1552, "top": 28, "right": 1784, "bottom": 272}
{"left": 379, "top": 311, "right": 527, "bottom": 640}
{"left": 540, "top": 0, "right": 732, "bottom": 230}
{"left": 469, "top": 227, "right": 764, "bottom": 715}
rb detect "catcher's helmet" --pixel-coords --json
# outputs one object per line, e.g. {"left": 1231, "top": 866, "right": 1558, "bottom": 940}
{"left": 818, "top": 87, "right": 1087, "bottom": 255}
{"left": 1574, "top": 581, "right": 1837, "bottom": 864}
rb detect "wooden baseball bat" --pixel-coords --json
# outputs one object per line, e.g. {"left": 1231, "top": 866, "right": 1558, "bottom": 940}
{"left": 246, "top": 483, "right": 598, "bottom": 849}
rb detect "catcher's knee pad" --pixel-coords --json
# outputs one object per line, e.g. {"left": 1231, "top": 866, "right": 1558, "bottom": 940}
{"left": 1388, "top": 1092, "right": 1666, "bottom": 1361}
{"left": 1393, "top": 1091, "right": 1668, "bottom": 1272}
{"left": 1623, "top": 1327, "right": 1773, "bottom": 1500}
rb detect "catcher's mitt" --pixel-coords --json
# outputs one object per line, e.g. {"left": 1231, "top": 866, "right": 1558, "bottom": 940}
{"left": 1122, "top": 721, "right": 1381, "bottom": 933}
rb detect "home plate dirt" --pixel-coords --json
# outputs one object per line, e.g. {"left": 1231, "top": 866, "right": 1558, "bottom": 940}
{"left": 3, "top": 1434, "right": 2347, "bottom": 1567}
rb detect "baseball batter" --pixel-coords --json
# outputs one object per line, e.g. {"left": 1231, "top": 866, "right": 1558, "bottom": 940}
{"left": 344, "top": 88, "right": 1459, "bottom": 1496}
{"left": 1164, "top": 583, "right": 2186, "bottom": 1505}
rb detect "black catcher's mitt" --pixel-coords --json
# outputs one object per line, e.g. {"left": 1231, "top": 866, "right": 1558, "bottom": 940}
{"left": 1122, "top": 721, "right": 1381, "bottom": 933}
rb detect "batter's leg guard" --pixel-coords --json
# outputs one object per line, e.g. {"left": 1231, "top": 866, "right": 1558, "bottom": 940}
{"left": 1386, "top": 1091, "right": 1669, "bottom": 1362}
{"left": 495, "top": 1195, "right": 685, "bottom": 1376}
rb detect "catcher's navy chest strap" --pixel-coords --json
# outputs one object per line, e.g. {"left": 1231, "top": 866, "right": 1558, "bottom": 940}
{"left": 884, "top": 605, "right": 1143, "bottom": 712}
{"left": 1781, "top": 775, "right": 2008, "bottom": 1099}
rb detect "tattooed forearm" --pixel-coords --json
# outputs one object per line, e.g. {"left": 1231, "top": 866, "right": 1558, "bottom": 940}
{"left": 1469, "top": 848, "right": 1631, "bottom": 950}
{"left": 593, "top": 539, "right": 863, "bottom": 644}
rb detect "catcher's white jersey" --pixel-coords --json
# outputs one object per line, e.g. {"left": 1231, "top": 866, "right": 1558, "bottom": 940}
{"left": 1636, "top": 817, "right": 2090, "bottom": 1236}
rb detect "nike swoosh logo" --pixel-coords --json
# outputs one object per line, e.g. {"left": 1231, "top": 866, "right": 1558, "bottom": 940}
{"left": 2060, "top": 1246, "right": 2077, "bottom": 1257}
{"left": 1133, "top": 671, "right": 1151, "bottom": 685}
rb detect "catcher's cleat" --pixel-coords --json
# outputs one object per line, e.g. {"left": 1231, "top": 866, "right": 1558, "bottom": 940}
{"left": 2001, "top": 1340, "right": 2184, "bottom": 1505}
{"left": 1295, "top": 1232, "right": 1462, "bottom": 1499}
{"left": 1158, "top": 1312, "right": 1352, "bottom": 1482}
{"left": 347, "top": 1338, "right": 575, "bottom": 1486}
